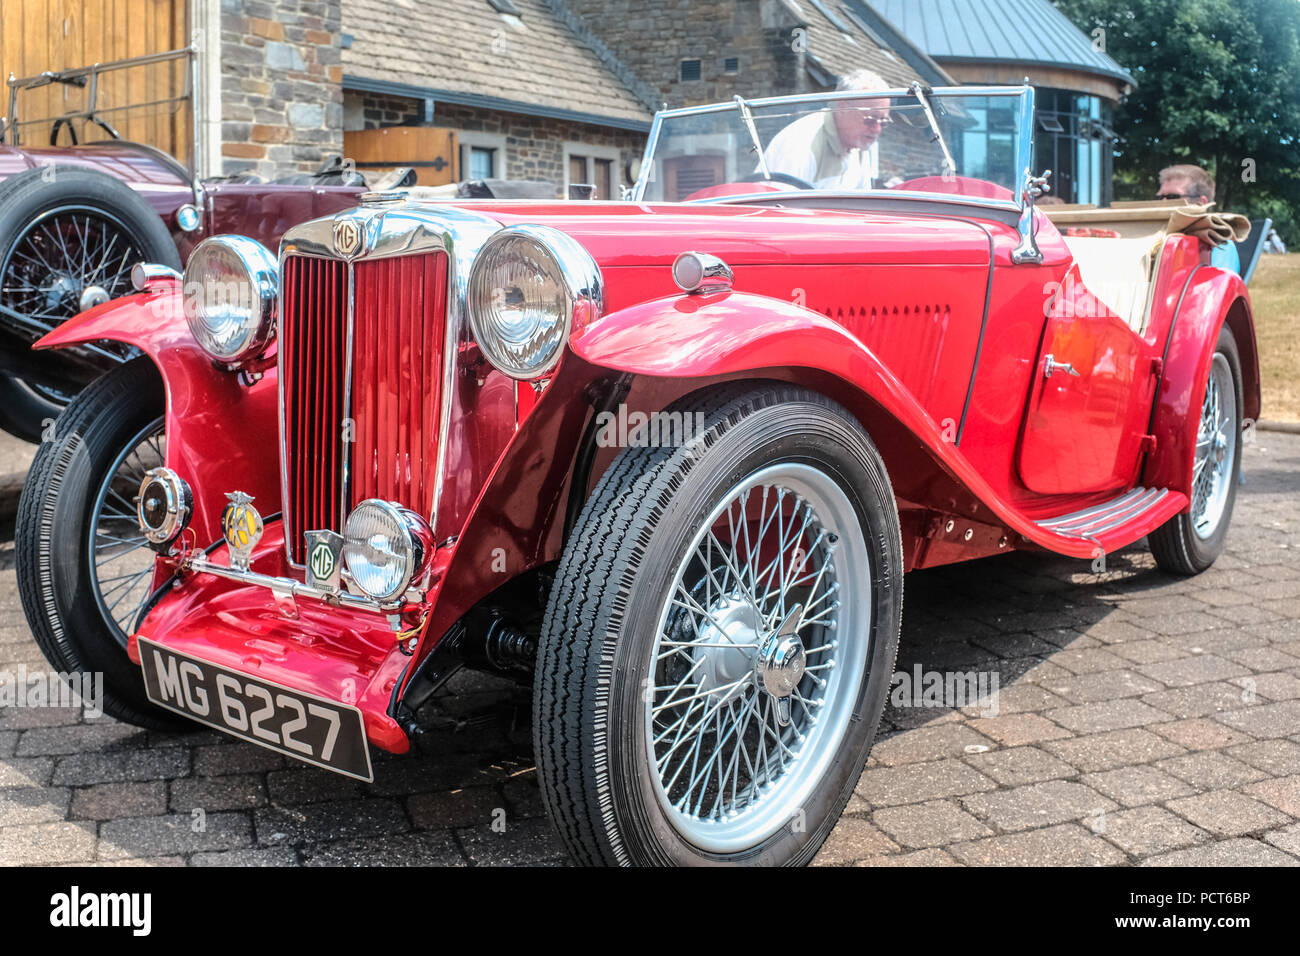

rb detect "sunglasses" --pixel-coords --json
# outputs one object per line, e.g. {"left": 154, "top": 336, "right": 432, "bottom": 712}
{"left": 1156, "top": 191, "right": 1199, "bottom": 202}
{"left": 861, "top": 114, "right": 892, "bottom": 127}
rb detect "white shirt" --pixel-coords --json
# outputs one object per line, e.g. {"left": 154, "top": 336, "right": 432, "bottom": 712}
{"left": 761, "top": 110, "right": 879, "bottom": 190}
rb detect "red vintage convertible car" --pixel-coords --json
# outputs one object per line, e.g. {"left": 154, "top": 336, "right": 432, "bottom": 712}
{"left": 16, "top": 85, "right": 1257, "bottom": 866}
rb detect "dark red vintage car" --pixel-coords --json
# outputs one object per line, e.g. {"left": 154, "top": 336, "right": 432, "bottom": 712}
{"left": 16, "top": 85, "right": 1257, "bottom": 866}
{"left": 0, "top": 48, "right": 367, "bottom": 440}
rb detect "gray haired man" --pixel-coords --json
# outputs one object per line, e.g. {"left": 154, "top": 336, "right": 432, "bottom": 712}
{"left": 762, "top": 69, "right": 892, "bottom": 189}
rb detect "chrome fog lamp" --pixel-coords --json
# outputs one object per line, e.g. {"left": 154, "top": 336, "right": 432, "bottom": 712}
{"left": 136, "top": 467, "right": 193, "bottom": 548}
{"left": 182, "top": 236, "right": 278, "bottom": 366}
{"left": 467, "top": 224, "right": 603, "bottom": 380}
{"left": 341, "top": 500, "right": 434, "bottom": 603}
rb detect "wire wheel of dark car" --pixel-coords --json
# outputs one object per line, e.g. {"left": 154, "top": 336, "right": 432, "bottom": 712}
{"left": 534, "top": 385, "right": 902, "bottom": 865}
{"left": 1150, "top": 326, "right": 1244, "bottom": 575}
{"left": 0, "top": 165, "right": 180, "bottom": 442}
{"left": 15, "top": 357, "right": 185, "bottom": 729}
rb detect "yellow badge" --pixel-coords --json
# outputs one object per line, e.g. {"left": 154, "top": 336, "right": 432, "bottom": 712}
{"left": 221, "top": 491, "right": 263, "bottom": 572}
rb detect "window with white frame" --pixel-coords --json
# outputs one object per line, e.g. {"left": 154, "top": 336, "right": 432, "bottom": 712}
{"left": 563, "top": 142, "right": 621, "bottom": 199}
{"left": 457, "top": 130, "right": 508, "bottom": 181}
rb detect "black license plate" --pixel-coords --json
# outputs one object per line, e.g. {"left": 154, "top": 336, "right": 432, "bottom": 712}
{"left": 139, "top": 638, "right": 373, "bottom": 781}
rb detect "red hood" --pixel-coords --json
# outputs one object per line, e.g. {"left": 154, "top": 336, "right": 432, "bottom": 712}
{"left": 432, "top": 199, "right": 992, "bottom": 268}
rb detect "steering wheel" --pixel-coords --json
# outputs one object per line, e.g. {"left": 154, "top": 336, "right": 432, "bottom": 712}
{"left": 49, "top": 114, "right": 121, "bottom": 147}
{"left": 737, "top": 171, "right": 816, "bottom": 190}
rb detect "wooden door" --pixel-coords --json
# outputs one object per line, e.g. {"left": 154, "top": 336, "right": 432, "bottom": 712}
{"left": 0, "top": 0, "right": 189, "bottom": 163}
{"left": 343, "top": 127, "right": 459, "bottom": 187}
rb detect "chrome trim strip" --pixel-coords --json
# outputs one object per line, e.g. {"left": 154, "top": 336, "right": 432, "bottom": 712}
{"left": 1081, "top": 489, "right": 1168, "bottom": 536}
{"left": 1039, "top": 488, "right": 1148, "bottom": 530}
{"left": 1038, "top": 487, "right": 1168, "bottom": 536}
{"left": 1059, "top": 489, "right": 1158, "bottom": 534}
{"left": 340, "top": 260, "right": 356, "bottom": 532}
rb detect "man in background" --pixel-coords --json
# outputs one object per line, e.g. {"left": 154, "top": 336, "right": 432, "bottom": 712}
{"left": 1157, "top": 164, "right": 1240, "bottom": 273}
{"left": 763, "top": 69, "right": 891, "bottom": 189}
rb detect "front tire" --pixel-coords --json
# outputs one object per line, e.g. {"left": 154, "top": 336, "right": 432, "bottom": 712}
{"left": 1150, "top": 326, "right": 1243, "bottom": 575}
{"left": 534, "top": 385, "right": 903, "bottom": 866}
{"left": 15, "top": 357, "right": 183, "bottom": 729}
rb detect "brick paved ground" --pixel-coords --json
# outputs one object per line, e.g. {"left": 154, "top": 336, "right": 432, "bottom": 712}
{"left": 0, "top": 431, "right": 1297, "bottom": 866}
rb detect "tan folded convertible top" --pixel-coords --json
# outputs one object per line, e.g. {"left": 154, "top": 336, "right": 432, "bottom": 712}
{"left": 1043, "top": 199, "right": 1251, "bottom": 246}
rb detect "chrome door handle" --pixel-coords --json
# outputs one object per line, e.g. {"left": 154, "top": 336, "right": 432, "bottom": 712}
{"left": 1044, "top": 354, "right": 1080, "bottom": 379}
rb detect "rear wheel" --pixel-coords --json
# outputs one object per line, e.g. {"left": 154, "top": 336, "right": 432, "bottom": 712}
{"left": 534, "top": 385, "right": 903, "bottom": 865}
{"left": 1150, "top": 326, "right": 1243, "bottom": 574}
{"left": 15, "top": 357, "right": 182, "bottom": 729}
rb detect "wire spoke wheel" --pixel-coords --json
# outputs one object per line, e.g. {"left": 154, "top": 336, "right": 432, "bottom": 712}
{"left": 535, "top": 387, "right": 900, "bottom": 866}
{"left": 0, "top": 205, "right": 143, "bottom": 330}
{"left": 1189, "top": 353, "right": 1237, "bottom": 540}
{"left": 88, "top": 416, "right": 164, "bottom": 642}
{"left": 645, "top": 462, "right": 869, "bottom": 853}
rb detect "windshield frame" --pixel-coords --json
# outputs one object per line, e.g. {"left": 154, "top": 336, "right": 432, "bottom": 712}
{"left": 631, "top": 84, "right": 1035, "bottom": 213}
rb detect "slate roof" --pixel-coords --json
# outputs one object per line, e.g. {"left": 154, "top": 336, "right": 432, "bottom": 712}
{"left": 784, "top": 0, "right": 953, "bottom": 88}
{"left": 868, "top": 0, "right": 1136, "bottom": 87}
{"left": 343, "top": 0, "right": 655, "bottom": 129}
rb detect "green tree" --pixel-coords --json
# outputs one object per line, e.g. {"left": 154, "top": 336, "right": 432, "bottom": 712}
{"left": 1055, "top": 0, "right": 1300, "bottom": 245}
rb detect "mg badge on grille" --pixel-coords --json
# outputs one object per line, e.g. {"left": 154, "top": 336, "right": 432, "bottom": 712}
{"left": 305, "top": 529, "right": 344, "bottom": 592}
{"left": 221, "top": 492, "right": 264, "bottom": 572}
{"left": 333, "top": 217, "right": 363, "bottom": 257}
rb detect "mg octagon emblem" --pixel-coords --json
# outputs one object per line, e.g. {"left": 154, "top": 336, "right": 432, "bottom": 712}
{"left": 333, "top": 217, "right": 363, "bottom": 258}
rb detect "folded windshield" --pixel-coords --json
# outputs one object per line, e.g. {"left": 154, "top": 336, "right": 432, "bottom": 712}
{"left": 635, "top": 88, "right": 1028, "bottom": 205}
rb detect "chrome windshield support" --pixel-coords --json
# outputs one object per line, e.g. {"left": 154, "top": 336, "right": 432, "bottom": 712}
{"left": 1011, "top": 167, "right": 1053, "bottom": 265}
{"left": 734, "top": 94, "right": 770, "bottom": 180}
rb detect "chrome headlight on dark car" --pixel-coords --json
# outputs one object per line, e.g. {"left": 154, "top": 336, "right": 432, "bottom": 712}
{"left": 466, "top": 224, "right": 603, "bottom": 380}
{"left": 183, "top": 236, "right": 279, "bottom": 366}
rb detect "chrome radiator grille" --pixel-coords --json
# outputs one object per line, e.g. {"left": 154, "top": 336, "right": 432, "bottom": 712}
{"left": 279, "top": 252, "right": 449, "bottom": 565}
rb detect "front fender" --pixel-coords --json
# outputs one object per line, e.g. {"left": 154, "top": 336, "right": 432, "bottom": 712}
{"left": 35, "top": 284, "right": 281, "bottom": 544}
{"left": 1143, "top": 268, "right": 1260, "bottom": 498}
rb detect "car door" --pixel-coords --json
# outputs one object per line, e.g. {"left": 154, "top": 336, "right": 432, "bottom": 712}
{"left": 1017, "top": 261, "right": 1159, "bottom": 495}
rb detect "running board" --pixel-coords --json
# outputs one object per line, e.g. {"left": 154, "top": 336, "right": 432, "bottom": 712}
{"left": 1033, "top": 486, "right": 1187, "bottom": 555}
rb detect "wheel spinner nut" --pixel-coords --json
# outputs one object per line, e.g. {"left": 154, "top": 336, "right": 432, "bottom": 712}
{"left": 757, "top": 633, "right": 806, "bottom": 698}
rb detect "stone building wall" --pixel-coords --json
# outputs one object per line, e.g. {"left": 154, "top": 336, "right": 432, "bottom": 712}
{"left": 343, "top": 91, "right": 647, "bottom": 196}
{"left": 218, "top": 0, "right": 344, "bottom": 178}
{"left": 553, "top": 0, "right": 811, "bottom": 107}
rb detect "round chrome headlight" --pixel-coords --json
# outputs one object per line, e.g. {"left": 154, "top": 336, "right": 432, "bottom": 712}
{"left": 341, "top": 500, "right": 433, "bottom": 603}
{"left": 467, "top": 224, "right": 602, "bottom": 380}
{"left": 183, "top": 236, "right": 278, "bottom": 365}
